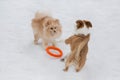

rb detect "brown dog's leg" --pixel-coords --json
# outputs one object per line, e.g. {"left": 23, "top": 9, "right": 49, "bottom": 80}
{"left": 63, "top": 62, "right": 70, "bottom": 72}
{"left": 75, "top": 56, "right": 86, "bottom": 72}
{"left": 63, "top": 66, "right": 69, "bottom": 71}
{"left": 63, "top": 54, "right": 74, "bottom": 72}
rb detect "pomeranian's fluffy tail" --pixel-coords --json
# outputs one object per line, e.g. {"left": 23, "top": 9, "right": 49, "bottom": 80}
{"left": 35, "top": 11, "right": 51, "bottom": 19}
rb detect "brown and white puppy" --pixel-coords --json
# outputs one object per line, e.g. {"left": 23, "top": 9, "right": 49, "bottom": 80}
{"left": 31, "top": 12, "right": 62, "bottom": 48}
{"left": 63, "top": 20, "right": 92, "bottom": 72}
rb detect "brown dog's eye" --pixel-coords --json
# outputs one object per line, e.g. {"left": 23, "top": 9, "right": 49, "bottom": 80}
{"left": 50, "top": 28, "right": 53, "bottom": 30}
{"left": 54, "top": 27, "right": 56, "bottom": 29}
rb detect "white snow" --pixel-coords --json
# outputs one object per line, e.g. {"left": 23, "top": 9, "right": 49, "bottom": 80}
{"left": 0, "top": 0, "right": 120, "bottom": 80}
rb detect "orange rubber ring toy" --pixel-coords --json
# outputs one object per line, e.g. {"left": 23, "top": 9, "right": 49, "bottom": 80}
{"left": 46, "top": 46, "right": 63, "bottom": 58}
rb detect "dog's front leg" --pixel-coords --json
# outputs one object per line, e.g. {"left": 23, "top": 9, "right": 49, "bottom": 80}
{"left": 52, "top": 40, "right": 56, "bottom": 46}
{"left": 42, "top": 40, "right": 48, "bottom": 49}
{"left": 63, "top": 55, "right": 73, "bottom": 72}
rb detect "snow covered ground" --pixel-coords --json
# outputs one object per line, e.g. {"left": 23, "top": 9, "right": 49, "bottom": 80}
{"left": 0, "top": 0, "right": 120, "bottom": 80}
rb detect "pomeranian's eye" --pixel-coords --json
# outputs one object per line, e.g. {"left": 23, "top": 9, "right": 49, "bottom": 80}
{"left": 50, "top": 28, "right": 53, "bottom": 30}
{"left": 54, "top": 27, "right": 56, "bottom": 29}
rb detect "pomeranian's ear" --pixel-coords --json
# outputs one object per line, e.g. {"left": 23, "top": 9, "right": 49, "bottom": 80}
{"left": 84, "top": 20, "right": 92, "bottom": 28}
{"left": 76, "top": 20, "right": 84, "bottom": 29}
{"left": 55, "top": 19, "right": 59, "bottom": 23}
{"left": 45, "top": 20, "right": 52, "bottom": 27}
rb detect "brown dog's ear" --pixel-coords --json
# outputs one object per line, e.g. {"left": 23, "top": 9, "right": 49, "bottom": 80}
{"left": 84, "top": 20, "right": 92, "bottom": 28}
{"left": 76, "top": 20, "right": 82, "bottom": 24}
{"left": 76, "top": 20, "right": 84, "bottom": 29}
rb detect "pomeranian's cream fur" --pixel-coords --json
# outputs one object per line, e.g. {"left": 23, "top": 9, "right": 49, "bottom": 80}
{"left": 31, "top": 12, "right": 62, "bottom": 48}
{"left": 62, "top": 20, "right": 92, "bottom": 72}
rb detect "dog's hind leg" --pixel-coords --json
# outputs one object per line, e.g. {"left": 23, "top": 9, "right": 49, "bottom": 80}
{"left": 63, "top": 61, "right": 71, "bottom": 72}
{"left": 75, "top": 50, "right": 87, "bottom": 72}
{"left": 33, "top": 28, "right": 40, "bottom": 45}
{"left": 32, "top": 20, "right": 40, "bottom": 45}
{"left": 75, "top": 58, "right": 86, "bottom": 72}
{"left": 63, "top": 54, "right": 74, "bottom": 72}
{"left": 34, "top": 33, "right": 40, "bottom": 45}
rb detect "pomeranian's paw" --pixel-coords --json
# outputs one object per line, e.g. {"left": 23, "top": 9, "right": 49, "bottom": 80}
{"left": 52, "top": 44, "right": 56, "bottom": 46}
{"left": 52, "top": 41, "right": 56, "bottom": 46}
{"left": 42, "top": 43, "right": 48, "bottom": 49}
{"left": 43, "top": 45, "right": 48, "bottom": 49}
{"left": 34, "top": 40, "right": 38, "bottom": 45}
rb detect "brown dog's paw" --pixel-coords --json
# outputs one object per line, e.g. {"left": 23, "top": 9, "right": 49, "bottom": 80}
{"left": 63, "top": 67, "right": 68, "bottom": 72}
{"left": 60, "top": 58, "right": 65, "bottom": 62}
{"left": 63, "top": 69, "right": 68, "bottom": 72}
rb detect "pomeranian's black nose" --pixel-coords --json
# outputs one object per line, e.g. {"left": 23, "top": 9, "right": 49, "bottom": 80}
{"left": 54, "top": 30, "right": 56, "bottom": 33}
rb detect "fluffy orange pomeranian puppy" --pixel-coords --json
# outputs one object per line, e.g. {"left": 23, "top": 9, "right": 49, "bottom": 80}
{"left": 31, "top": 11, "right": 62, "bottom": 48}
